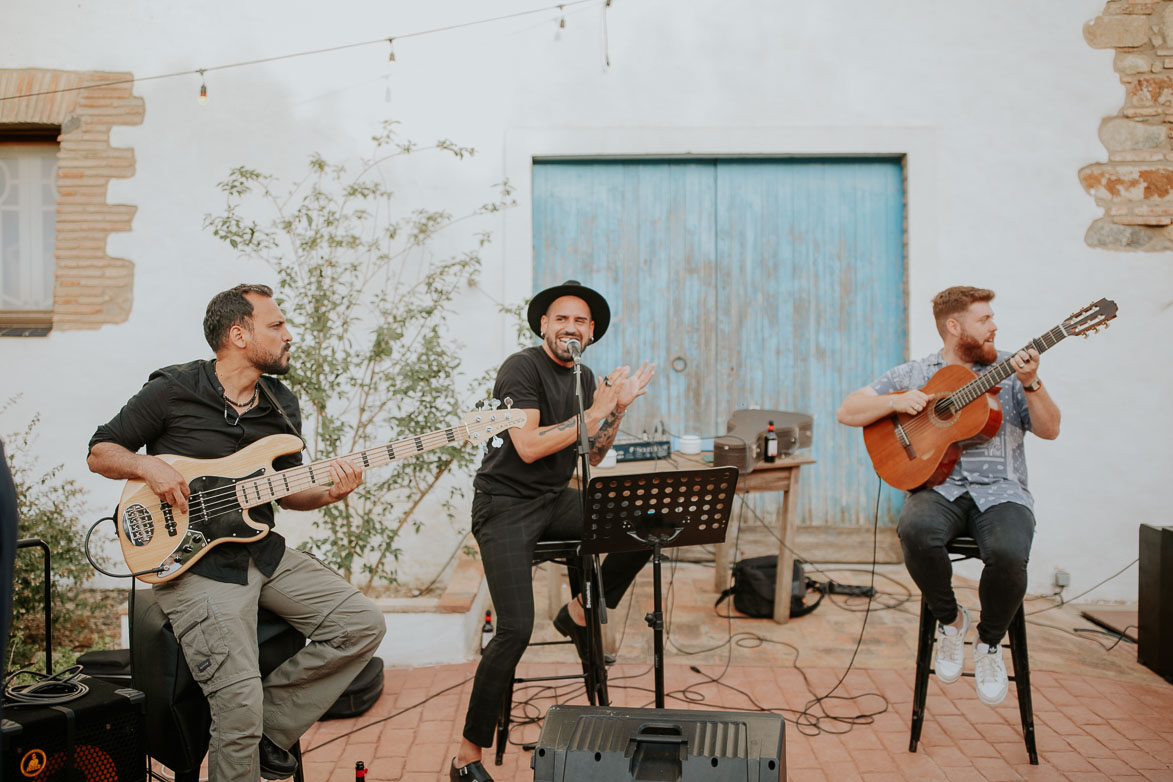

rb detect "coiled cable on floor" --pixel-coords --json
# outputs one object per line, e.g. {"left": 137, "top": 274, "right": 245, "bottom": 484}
{"left": 4, "top": 664, "right": 90, "bottom": 706}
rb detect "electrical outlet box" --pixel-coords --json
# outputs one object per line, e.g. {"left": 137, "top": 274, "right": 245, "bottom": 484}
{"left": 1054, "top": 568, "right": 1071, "bottom": 588}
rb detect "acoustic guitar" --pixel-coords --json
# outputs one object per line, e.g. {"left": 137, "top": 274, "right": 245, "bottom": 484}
{"left": 114, "top": 402, "right": 526, "bottom": 583}
{"left": 863, "top": 299, "right": 1117, "bottom": 491}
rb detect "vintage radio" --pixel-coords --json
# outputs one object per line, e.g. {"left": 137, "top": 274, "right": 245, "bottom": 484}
{"left": 713, "top": 410, "right": 813, "bottom": 473}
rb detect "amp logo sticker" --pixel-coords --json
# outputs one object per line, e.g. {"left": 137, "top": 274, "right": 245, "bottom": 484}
{"left": 20, "top": 748, "right": 47, "bottom": 777}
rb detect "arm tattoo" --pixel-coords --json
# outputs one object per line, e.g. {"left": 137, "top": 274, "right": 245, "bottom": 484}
{"left": 538, "top": 419, "right": 578, "bottom": 436}
{"left": 589, "top": 411, "right": 622, "bottom": 459}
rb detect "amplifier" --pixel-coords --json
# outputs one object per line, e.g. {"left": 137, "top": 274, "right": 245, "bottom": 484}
{"left": 1138, "top": 524, "right": 1173, "bottom": 682}
{"left": 532, "top": 704, "right": 784, "bottom": 782}
{"left": 2, "top": 674, "right": 145, "bottom": 782}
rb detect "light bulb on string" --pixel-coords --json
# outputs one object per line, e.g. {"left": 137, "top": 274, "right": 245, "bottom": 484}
{"left": 555, "top": 5, "right": 566, "bottom": 40}
{"left": 197, "top": 70, "right": 208, "bottom": 105}
{"left": 385, "top": 39, "right": 394, "bottom": 104}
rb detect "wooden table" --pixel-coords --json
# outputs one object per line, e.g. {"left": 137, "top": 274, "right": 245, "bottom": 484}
{"left": 582, "top": 451, "right": 815, "bottom": 624}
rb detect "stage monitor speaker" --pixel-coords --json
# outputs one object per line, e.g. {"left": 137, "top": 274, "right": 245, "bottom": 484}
{"left": 2, "top": 674, "right": 146, "bottom": 782}
{"left": 532, "top": 704, "right": 784, "bottom": 782}
{"left": 1138, "top": 524, "right": 1173, "bottom": 682}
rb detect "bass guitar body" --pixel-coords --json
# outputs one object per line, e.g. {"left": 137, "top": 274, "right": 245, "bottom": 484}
{"left": 863, "top": 364, "right": 1003, "bottom": 491}
{"left": 115, "top": 434, "right": 304, "bottom": 584}
{"left": 110, "top": 402, "right": 528, "bottom": 583}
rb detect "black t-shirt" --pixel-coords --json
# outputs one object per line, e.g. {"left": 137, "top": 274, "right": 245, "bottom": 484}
{"left": 473, "top": 346, "right": 595, "bottom": 499}
{"left": 88, "top": 359, "right": 303, "bottom": 584}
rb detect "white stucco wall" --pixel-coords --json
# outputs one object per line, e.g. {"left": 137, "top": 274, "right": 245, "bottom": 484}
{"left": 1, "top": 0, "right": 1165, "bottom": 604}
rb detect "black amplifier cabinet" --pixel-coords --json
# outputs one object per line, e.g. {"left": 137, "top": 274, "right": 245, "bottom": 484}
{"left": 1139, "top": 524, "right": 1173, "bottom": 682}
{"left": 532, "top": 705, "right": 784, "bottom": 782}
{"left": 2, "top": 675, "right": 145, "bottom": 782}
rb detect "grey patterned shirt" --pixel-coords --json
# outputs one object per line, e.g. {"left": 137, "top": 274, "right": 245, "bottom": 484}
{"left": 869, "top": 350, "right": 1033, "bottom": 511}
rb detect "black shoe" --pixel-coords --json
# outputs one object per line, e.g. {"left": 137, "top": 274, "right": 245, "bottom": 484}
{"left": 451, "top": 758, "right": 494, "bottom": 781}
{"left": 553, "top": 604, "right": 591, "bottom": 664}
{"left": 259, "top": 735, "right": 298, "bottom": 780}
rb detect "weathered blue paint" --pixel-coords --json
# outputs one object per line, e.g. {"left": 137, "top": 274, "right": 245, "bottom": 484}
{"left": 533, "top": 158, "right": 906, "bottom": 528}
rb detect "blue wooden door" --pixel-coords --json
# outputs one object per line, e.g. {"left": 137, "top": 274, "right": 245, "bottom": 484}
{"left": 532, "top": 158, "right": 906, "bottom": 528}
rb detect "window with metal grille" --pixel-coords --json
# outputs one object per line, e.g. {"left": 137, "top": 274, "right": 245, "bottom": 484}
{"left": 0, "top": 135, "right": 58, "bottom": 336}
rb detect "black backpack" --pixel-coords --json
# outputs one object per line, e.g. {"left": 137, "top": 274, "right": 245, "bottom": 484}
{"left": 715, "top": 555, "right": 824, "bottom": 619}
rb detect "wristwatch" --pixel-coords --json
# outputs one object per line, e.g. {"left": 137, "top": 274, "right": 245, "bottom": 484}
{"left": 1023, "top": 378, "right": 1042, "bottom": 393}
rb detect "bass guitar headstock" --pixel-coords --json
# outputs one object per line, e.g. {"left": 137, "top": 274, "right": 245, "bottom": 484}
{"left": 464, "top": 397, "right": 527, "bottom": 452}
{"left": 1063, "top": 298, "right": 1118, "bottom": 338}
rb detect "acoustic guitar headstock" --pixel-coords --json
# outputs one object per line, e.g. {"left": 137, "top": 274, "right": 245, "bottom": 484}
{"left": 1063, "top": 298, "right": 1117, "bottom": 338}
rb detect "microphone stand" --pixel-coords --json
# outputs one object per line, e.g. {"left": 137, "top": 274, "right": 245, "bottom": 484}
{"left": 570, "top": 345, "right": 608, "bottom": 629}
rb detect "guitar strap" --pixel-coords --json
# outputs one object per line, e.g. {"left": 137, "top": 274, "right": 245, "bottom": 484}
{"left": 258, "top": 378, "right": 310, "bottom": 455}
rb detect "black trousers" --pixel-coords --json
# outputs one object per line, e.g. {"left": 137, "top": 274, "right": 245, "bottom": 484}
{"left": 462, "top": 487, "right": 651, "bottom": 748}
{"left": 897, "top": 490, "right": 1035, "bottom": 647}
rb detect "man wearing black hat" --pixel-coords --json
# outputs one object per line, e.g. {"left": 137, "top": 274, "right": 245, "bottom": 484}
{"left": 452, "top": 281, "right": 655, "bottom": 781}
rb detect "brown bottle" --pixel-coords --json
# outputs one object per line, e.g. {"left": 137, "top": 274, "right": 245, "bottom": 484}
{"left": 764, "top": 420, "right": 778, "bottom": 463}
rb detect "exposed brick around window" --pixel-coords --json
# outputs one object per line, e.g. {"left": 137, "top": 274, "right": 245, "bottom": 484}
{"left": 1, "top": 69, "right": 143, "bottom": 329}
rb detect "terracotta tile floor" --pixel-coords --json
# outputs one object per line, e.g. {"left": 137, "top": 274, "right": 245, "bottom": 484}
{"left": 295, "top": 561, "right": 1173, "bottom": 781}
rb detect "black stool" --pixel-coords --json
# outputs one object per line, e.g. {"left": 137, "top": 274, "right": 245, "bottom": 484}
{"left": 909, "top": 536, "right": 1038, "bottom": 765}
{"left": 130, "top": 589, "right": 308, "bottom": 781}
{"left": 494, "top": 539, "right": 608, "bottom": 765}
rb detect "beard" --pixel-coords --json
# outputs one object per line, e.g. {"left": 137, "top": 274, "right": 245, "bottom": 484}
{"left": 251, "top": 344, "right": 292, "bottom": 375}
{"left": 545, "top": 331, "right": 582, "bottom": 363}
{"left": 956, "top": 331, "right": 997, "bottom": 365}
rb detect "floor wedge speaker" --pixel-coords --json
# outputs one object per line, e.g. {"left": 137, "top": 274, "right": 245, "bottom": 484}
{"left": 532, "top": 704, "right": 784, "bottom": 782}
{"left": 2, "top": 674, "right": 146, "bottom": 782}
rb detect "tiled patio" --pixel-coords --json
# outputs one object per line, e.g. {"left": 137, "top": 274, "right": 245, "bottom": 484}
{"left": 296, "top": 561, "right": 1173, "bottom": 781}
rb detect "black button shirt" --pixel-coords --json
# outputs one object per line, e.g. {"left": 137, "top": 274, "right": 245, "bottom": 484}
{"left": 89, "top": 359, "right": 304, "bottom": 584}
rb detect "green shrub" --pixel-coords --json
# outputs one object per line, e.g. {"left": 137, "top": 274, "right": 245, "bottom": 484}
{"left": 4, "top": 408, "right": 119, "bottom": 673}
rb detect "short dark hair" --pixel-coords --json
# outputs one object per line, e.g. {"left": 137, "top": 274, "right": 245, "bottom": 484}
{"left": 203, "top": 284, "right": 273, "bottom": 351}
{"left": 931, "top": 285, "right": 995, "bottom": 338}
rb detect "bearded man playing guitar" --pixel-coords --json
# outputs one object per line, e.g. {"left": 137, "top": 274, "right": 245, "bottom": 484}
{"left": 87, "top": 284, "right": 386, "bottom": 782}
{"left": 837, "top": 286, "right": 1060, "bottom": 706}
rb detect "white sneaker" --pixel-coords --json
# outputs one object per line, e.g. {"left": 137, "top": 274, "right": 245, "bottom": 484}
{"left": 934, "top": 605, "right": 970, "bottom": 684}
{"left": 973, "top": 641, "right": 1009, "bottom": 705}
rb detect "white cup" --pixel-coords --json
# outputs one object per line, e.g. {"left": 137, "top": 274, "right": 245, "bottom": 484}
{"left": 678, "top": 434, "right": 702, "bottom": 454}
{"left": 599, "top": 448, "right": 618, "bottom": 468}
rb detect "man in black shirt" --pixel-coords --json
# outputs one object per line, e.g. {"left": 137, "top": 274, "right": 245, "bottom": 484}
{"left": 452, "top": 280, "right": 655, "bottom": 781}
{"left": 88, "top": 284, "right": 386, "bottom": 782}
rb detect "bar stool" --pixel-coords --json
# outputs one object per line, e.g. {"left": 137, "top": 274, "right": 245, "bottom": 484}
{"left": 494, "top": 539, "right": 608, "bottom": 766}
{"left": 909, "top": 536, "right": 1038, "bottom": 765}
{"left": 130, "top": 589, "right": 307, "bottom": 781}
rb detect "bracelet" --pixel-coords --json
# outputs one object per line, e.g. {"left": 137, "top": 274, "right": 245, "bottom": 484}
{"left": 1024, "top": 379, "right": 1042, "bottom": 393}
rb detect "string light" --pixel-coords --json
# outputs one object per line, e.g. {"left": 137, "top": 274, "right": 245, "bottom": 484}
{"left": 0, "top": 0, "right": 602, "bottom": 104}
{"left": 385, "top": 39, "right": 394, "bottom": 103}
{"left": 555, "top": 5, "right": 566, "bottom": 39}
{"left": 197, "top": 70, "right": 208, "bottom": 105}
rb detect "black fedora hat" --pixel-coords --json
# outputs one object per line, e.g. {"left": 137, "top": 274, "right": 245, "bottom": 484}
{"left": 527, "top": 280, "right": 611, "bottom": 343}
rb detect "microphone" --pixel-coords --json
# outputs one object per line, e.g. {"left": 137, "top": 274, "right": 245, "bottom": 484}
{"left": 565, "top": 338, "right": 583, "bottom": 362}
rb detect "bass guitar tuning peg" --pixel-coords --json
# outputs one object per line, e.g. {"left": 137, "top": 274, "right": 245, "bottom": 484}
{"left": 488, "top": 397, "right": 500, "bottom": 409}
{"left": 491, "top": 435, "right": 503, "bottom": 449}
{"left": 503, "top": 396, "right": 513, "bottom": 409}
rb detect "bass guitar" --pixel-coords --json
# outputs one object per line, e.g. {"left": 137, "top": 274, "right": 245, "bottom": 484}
{"left": 863, "top": 299, "right": 1117, "bottom": 491}
{"left": 114, "top": 401, "right": 526, "bottom": 583}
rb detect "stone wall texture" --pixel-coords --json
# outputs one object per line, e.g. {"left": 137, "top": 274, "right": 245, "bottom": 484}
{"left": 0, "top": 69, "right": 144, "bottom": 329}
{"left": 1082, "top": 1, "right": 1173, "bottom": 251}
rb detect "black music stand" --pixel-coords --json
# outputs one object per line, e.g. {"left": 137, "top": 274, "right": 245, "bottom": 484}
{"left": 582, "top": 466, "right": 739, "bottom": 707}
